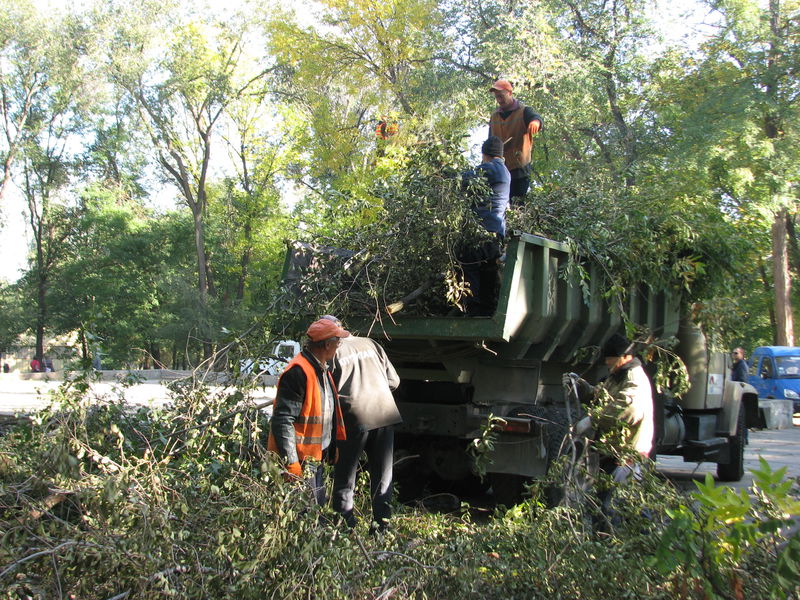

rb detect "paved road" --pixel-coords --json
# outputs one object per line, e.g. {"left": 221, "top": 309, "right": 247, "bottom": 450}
{"left": 0, "top": 376, "right": 171, "bottom": 413}
{"left": 0, "top": 375, "right": 275, "bottom": 416}
{"left": 1, "top": 375, "right": 797, "bottom": 493}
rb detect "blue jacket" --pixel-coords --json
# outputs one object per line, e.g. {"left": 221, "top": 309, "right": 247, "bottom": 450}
{"left": 464, "top": 158, "right": 511, "bottom": 238}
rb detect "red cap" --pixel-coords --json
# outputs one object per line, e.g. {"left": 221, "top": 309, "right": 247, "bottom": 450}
{"left": 306, "top": 318, "right": 350, "bottom": 342}
{"left": 489, "top": 79, "right": 513, "bottom": 93}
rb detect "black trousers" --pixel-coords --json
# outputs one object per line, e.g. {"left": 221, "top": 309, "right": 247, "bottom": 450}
{"left": 332, "top": 426, "right": 395, "bottom": 529}
{"left": 510, "top": 176, "right": 530, "bottom": 204}
{"left": 459, "top": 239, "right": 502, "bottom": 316}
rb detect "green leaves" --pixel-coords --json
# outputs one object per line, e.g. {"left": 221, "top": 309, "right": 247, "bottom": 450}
{"left": 775, "top": 532, "right": 800, "bottom": 597}
{"left": 2, "top": 370, "right": 797, "bottom": 599}
{"left": 652, "top": 459, "right": 800, "bottom": 599}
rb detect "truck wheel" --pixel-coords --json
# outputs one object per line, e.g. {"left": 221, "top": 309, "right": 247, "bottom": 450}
{"left": 425, "top": 469, "right": 491, "bottom": 498}
{"left": 490, "top": 405, "right": 579, "bottom": 507}
{"left": 717, "top": 403, "right": 745, "bottom": 482}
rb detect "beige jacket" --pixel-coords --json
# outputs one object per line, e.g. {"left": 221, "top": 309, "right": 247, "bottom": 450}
{"left": 593, "top": 358, "right": 654, "bottom": 456}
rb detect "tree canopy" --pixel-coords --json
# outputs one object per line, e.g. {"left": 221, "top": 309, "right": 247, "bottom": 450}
{"left": 0, "top": 0, "right": 797, "bottom": 367}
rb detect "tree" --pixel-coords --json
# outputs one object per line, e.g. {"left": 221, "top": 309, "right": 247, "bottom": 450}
{"left": 105, "top": 2, "right": 274, "bottom": 359}
{"left": 658, "top": 0, "right": 800, "bottom": 345}
{"left": 4, "top": 6, "right": 100, "bottom": 359}
{"left": 0, "top": 0, "right": 42, "bottom": 211}
{"left": 218, "top": 82, "right": 291, "bottom": 304}
{"left": 455, "top": 0, "right": 747, "bottom": 314}
{"left": 266, "top": 0, "right": 478, "bottom": 191}
{"left": 48, "top": 190, "right": 196, "bottom": 368}
{"left": 0, "top": 1, "right": 97, "bottom": 215}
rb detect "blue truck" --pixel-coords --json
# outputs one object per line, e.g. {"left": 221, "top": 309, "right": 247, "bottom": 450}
{"left": 747, "top": 346, "right": 800, "bottom": 414}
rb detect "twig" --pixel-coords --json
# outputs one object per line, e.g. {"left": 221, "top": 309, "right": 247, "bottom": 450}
{"left": 0, "top": 541, "right": 78, "bottom": 580}
{"left": 385, "top": 276, "right": 438, "bottom": 314}
{"left": 372, "top": 550, "right": 446, "bottom": 571}
{"left": 52, "top": 550, "right": 63, "bottom": 600}
{"left": 356, "top": 535, "right": 375, "bottom": 569}
{"left": 165, "top": 399, "right": 274, "bottom": 441}
{"left": 374, "top": 585, "right": 398, "bottom": 600}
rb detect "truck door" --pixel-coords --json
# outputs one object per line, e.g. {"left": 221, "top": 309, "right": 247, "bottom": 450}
{"left": 759, "top": 356, "right": 779, "bottom": 397}
{"left": 749, "top": 355, "right": 767, "bottom": 397}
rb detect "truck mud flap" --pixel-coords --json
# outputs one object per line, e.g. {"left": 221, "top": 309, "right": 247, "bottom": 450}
{"left": 682, "top": 437, "right": 727, "bottom": 462}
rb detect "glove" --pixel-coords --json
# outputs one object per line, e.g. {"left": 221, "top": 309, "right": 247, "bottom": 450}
{"left": 282, "top": 461, "right": 302, "bottom": 482}
{"left": 563, "top": 372, "right": 594, "bottom": 402}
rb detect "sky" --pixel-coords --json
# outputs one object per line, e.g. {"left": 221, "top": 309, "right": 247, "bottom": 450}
{"left": 0, "top": 0, "right": 718, "bottom": 284}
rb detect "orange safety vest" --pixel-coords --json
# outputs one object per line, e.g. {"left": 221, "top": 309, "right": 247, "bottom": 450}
{"left": 268, "top": 354, "right": 346, "bottom": 463}
{"left": 489, "top": 102, "right": 532, "bottom": 172}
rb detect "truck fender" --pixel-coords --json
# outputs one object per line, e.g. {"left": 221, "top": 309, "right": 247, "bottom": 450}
{"left": 720, "top": 381, "right": 759, "bottom": 436}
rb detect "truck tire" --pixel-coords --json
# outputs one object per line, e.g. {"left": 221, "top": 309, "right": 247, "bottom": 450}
{"left": 717, "top": 403, "right": 745, "bottom": 482}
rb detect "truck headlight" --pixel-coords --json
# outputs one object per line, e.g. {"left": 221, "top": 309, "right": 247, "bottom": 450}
{"left": 783, "top": 389, "right": 800, "bottom": 400}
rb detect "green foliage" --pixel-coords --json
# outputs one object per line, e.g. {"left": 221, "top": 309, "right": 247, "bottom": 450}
{"left": 281, "top": 130, "right": 490, "bottom": 317}
{"left": 652, "top": 458, "right": 800, "bottom": 600}
{"left": 468, "top": 414, "right": 504, "bottom": 479}
{"left": 2, "top": 377, "right": 794, "bottom": 598}
{"left": 0, "top": 281, "right": 27, "bottom": 349}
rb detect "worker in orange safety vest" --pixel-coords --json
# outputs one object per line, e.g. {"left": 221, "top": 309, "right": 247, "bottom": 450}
{"left": 268, "top": 318, "right": 349, "bottom": 504}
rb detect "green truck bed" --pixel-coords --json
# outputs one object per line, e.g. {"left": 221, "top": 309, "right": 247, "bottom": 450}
{"left": 360, "top": 232, "right": 681, "bottom": 362}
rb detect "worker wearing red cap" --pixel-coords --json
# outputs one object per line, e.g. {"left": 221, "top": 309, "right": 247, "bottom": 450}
{"left": 268, "top": 318, "right": 350, "bottom": 504}
{"left": 488, "top": 79, "right": 543, "bottom": 204}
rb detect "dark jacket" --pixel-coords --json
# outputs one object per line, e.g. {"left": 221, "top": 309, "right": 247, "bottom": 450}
{"left": 268, "top": 350, "right": 345, "bottom": 465}
{"left": 731, "top": 359, "right": 749, "bottom": 382}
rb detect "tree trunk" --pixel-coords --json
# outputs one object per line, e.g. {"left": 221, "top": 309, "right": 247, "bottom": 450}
{"left": 191, "top": 209, "right": 214, "bottom": 361}
{"left": 236, "top": 220, "right": 252, "bottom": 302}
{"left": 150, "top": 343, "right": 162, "bottom": 369}
{"left": 785, "top": 212, "right": 799, "bottom": 276}
{"left": 772, "top": 205, "right": 794, "bottom": 345}
{"left": 757, "top": 257, "right": 777, "bottom": 343}
{"left": 193, "top": 209, "right": 210, "bottom": 298}
{"left": 31, "top": 199, "right": 47, "bottom": 361}
{"left": 36, "top": 271, "right": 46, "bottom": 360}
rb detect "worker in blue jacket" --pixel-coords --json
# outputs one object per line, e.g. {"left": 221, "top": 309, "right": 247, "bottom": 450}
{"left": 459, "top": 135, "right": 511, "bottom": 316}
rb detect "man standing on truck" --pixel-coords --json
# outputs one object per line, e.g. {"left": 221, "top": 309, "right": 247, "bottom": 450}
{"left": 731, "top": 347, "right": 749, "bottom": 382}
{"left": 488, "top": 79, "right": 543, "bottom": 204}
{"left": 564, "top": 333, "right": 654, "bottom": 526}
{"left": 268, "top": 318, "right": 350, "bottom": 505}
{"left": 460, "top": 135, "right": 511, "bottom": 316}
{"left": 321, "top": 315, "right": 402, "bottom": 533}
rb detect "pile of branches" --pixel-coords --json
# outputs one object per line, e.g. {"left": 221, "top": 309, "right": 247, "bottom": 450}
{"left": 281, "top": 133, "right": 497, "bottom": 321}
{"left": 280, "top": 130, "right": 742, "bottom": 333}
{"left": 0, "top": 372, "right": 796, "bottom": 598}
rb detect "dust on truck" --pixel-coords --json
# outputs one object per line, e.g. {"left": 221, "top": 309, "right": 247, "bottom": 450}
{"left": 285, "top": 232, "right": 759, "bottom": 500}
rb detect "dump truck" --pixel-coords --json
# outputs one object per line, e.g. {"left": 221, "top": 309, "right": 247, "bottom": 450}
{"left": 285, "top": 231, "right": 760, "bottom": 502}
